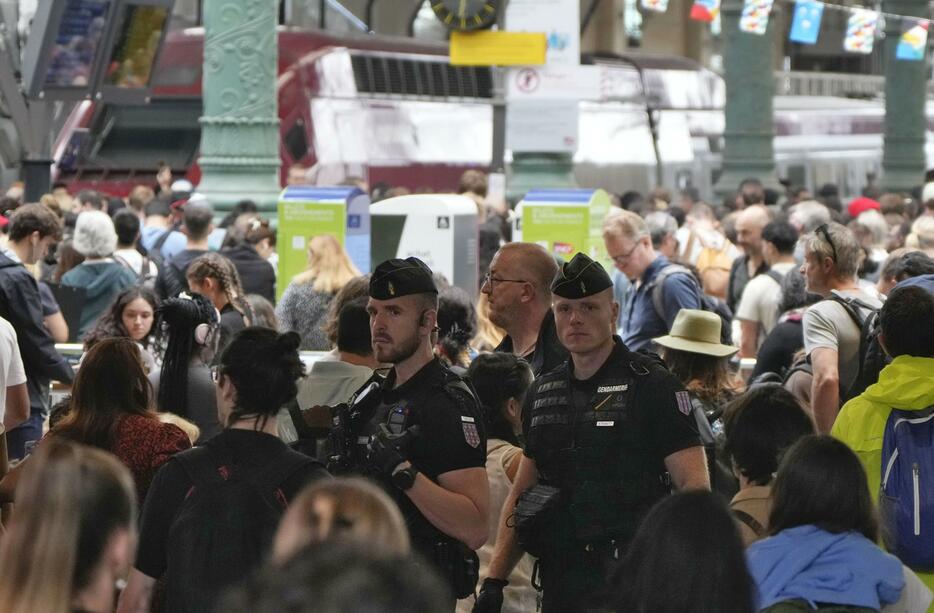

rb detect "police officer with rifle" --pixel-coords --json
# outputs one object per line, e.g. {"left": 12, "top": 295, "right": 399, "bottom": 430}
{"left": 474, "top": 253, "right": 709, "bottom": 612}
{"left": 329, "top": 257, "right": 490, "bottom": 604}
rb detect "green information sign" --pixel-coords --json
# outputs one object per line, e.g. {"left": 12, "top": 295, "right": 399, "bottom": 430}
{"left": 276, "top": 201, "right": 345, "bottom": 301}
{"left": 514, "top": 189, "right": 612, "bottom": 270}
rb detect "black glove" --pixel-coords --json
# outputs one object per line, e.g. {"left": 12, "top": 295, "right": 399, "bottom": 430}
{"left": 366, "top": 424, "right": 420, "bottom": 477}
{"left": 472, "top": 578, "right": 507, "bottom": 613}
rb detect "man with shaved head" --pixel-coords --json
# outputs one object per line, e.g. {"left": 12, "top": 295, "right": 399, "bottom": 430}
{"left": 727, "top": 204, "right": 774, "bottom": 313}
{"left": 483, "top": 243, "right": 567, "bottom": 376}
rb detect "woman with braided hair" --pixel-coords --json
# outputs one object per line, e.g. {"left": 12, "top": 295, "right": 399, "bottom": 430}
{"left": 186, "top": 252, "right": 255, "bottom": 356}
{"left": 149, "top": 292, "right": 221, "bottom": 442}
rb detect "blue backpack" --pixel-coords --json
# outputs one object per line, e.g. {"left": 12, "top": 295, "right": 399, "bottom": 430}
{"left": 880, "top": 406, "right": 934, "bottom": 571}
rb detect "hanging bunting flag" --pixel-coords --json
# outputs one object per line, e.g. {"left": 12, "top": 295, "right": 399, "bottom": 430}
{"left": 690, "top": 0, "right": 721, "bottom": 23}
{"left": 897, "top": 19, "right": 928, "bottom": 60}
{"left": 740, "top": 0, "right": 774, "bottom": 34}
{"left": 843, "top": 8, "right": 879, "bottom": 53}
{"left": 641, "top": 0, "right": 669, "bottom": 13}
{"left": 789, "top": 0, "right": 824, "bottom": 44}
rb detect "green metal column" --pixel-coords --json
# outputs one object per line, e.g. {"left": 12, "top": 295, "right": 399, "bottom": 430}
{"left": 882, "top": 0, "right": 928, "bottom": 192}
{"left": 197, "top": 0, "right": 282, "bottom": 214}
{"left": 713, "top": 0, "right": 779, "bottom": 198}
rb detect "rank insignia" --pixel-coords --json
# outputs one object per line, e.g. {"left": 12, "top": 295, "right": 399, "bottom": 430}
{"left": 388, "top": 281, "right": 395, "bottom": 296}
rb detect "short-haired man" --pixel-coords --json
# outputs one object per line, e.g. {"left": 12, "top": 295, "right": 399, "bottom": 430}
{"left": 644, "top": 211, "right": 679, "bottom": 260}
{"left": 155, "top": 202, "right": 213, "bottom": 299}
{"left": 603, "top": 210, "right": 702, "bottom": 352}
{"left": 727, "top": 204, "right": 773, "bottom": 313}
{"left": 477, "top": 253, "right": 708, "bottom": 612}
{"left": 140, "top": 197, "right": 187, "bottom": 260}
{"left": 833, "top": 284, "right": 934, "bottom": 594}
{"left": 113, "top": 209, "right": 157, "bottom": 280}
{"left": 735, "top": 220, "right": 799, "bottom": 357}
{"left": 333, "top": 258, "right": 488, "bottom": 600}
{"left": 77, "top": 189, "right": 104, "bottom": 212}
{"left": 736, "top": 178, "right": 765, "bottom": 210}
{"left": 800, "top": 222, "right": 882, "bottom": 433}
{"left": 281, "top": 299, "right": 379, "bottom": 444}
{"left": 484, "top": 243, "right": 567, "bottom": 376}
{"left": 0, "top": 204, "right": 73, "bottom": 458}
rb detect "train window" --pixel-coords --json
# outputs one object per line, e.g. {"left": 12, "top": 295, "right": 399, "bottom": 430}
{"left": 284, "top": 120, "right": 308, "bottom": 162}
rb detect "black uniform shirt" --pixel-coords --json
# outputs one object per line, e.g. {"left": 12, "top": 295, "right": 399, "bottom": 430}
{"left": 524, "top": 339, "right": 701, "bottom": 474}
{"left": 361, "top": 358, "right": 486, "bottom": 544}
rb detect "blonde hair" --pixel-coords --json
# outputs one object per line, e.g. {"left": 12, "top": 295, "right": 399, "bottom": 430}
{"left": 473, "top": 292, "right": 505, "bottom": 352}
{"left": 802, "top": 221, "right": 862, "bottom": 279}
{"left": 272, "top": 477, "right": 409, "bottom": 564}
{"left": 158, "top": 412, "right": 201, "bottom": 444}
{"left": 603, "top": 208, "right": 650, "bottom": 243}
{"left": 293, "top": 234, "right": 361, "bottom": 294}
{"left": 0, "top": 439, "right": 136, "bottom": 613}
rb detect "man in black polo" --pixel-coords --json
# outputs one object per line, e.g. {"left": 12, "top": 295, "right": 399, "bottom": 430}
{"left": 332, "top": 257, "right": 489, "bottom": 604}
{"left": 484, "top": 243, "right": 567, "bottom": 376}
{"left": 476, "top": 253, "right": 709, "bottom": 612}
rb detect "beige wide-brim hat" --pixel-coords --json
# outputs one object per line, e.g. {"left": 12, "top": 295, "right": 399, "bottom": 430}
{"left": 653, "top": 309, "right": 738, "bottom": 358}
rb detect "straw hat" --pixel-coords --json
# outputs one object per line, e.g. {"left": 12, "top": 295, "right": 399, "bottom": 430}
{"left": 653, "top": 309, "right": 738, "bottom": 358}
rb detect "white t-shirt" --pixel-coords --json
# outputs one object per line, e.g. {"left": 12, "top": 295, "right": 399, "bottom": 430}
{"left": 113, "top": 248, "right": 157, "bottom": 278}
{"left": 736, "top": 262, "right": 797, "bottom": 345}
{"left": 0, "top": 317, "right": 27, "bottom": 423}
{"left": 802, "top": 288, "right": 883, "bottom": 393}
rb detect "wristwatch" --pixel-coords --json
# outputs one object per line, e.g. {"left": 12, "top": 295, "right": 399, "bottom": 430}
{"left": 391, "top": 465, "right": 419, "bottom": 491}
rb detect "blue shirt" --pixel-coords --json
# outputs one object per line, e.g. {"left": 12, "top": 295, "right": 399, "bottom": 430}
{"left": 140, "top": 225, "right": 186, "bottom": 259}
{"left": 621, "top": 255, "right": 702, "bottom": 352}
{"left": 612, "top": 269, "right": 631, "bottom": 331}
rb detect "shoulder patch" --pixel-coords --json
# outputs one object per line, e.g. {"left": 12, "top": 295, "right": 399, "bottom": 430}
{"left": 675, "top": 391, "right": 693, "bottom": 416}
{"left": 462, "top": 422, "right": 481, "bottom": 448}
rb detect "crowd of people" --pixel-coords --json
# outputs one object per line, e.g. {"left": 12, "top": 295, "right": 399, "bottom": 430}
{"left": 0, "top": 170, "right": 932, "bottom": 613}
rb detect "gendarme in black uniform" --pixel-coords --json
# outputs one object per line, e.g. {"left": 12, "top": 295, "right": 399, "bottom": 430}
{"left": 521, "top": 254, "right": 701, "bottom": 612}
{"left": 333, "top": 257, "right": 486, "bottom": 595}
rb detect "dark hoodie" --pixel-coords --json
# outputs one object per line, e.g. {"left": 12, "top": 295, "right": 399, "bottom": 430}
{"left": 221, "top": 245, "right": 275, "bottom": 303}
{"left": 0, "top": 251, "right": 73, "bottom": 415}
{"left": 61, "top": 260, "right": 138, "bottom": 339}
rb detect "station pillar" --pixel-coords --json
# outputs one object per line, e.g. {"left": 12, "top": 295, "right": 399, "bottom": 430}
{"left": 881, "top": 0, "right": 928, "bottom": 192}
{"left": 196, "top": 0, "right": 282, "bottom": 214}
{"left": 713, "top": 0, "right": 779, "bottom": 199}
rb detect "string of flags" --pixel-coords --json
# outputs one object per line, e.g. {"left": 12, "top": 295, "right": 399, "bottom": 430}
{"left": 642, "top": 0, "right": 931, "bottom": 61}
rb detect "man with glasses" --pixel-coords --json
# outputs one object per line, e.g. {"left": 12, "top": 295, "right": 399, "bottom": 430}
{"left": 603, "top": 210, "right": 702, "bottom": 352}
{"left": 799, "top": 222, "right": 882, "bottom": 433}
{"left": 483, "top": 243, "right": 567, "bottom": 376}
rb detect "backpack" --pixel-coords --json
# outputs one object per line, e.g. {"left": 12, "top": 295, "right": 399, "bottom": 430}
{"left": 112, "top": 253, "right": 156, "bottom": 289}
{"left": 829, "top": 294, "right": 887, "bottom": 404}
{"left": 147, "top": 227, "right": 175, "bottom": 273}
{"left": 880, "top": 406, "right": 934, "bottom": 571}
{"left": 164, "top": 444, "right": 317, "bottom": 613}
{"left": 648, "top": 264, "right": 734, "bottom": 345}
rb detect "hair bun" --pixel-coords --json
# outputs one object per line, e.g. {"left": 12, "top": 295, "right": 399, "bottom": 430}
{"left": 276, "top": 331, "right": 301, "bottom": 353}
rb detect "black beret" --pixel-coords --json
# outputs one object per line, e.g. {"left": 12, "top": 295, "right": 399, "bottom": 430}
{"left": 551, "top": 253, "right": 613, "bottom": 299}
{"left": 369, "top": 257, "right": 438, "bottom": 299}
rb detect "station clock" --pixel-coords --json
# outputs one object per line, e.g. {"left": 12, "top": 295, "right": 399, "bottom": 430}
{"left": 432, "top": 0, "right": 499, "bottom": 31}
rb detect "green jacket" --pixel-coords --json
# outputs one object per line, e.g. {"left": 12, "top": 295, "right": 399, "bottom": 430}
{"left": 832, "top": 355, "right": 934, "bottom": 610}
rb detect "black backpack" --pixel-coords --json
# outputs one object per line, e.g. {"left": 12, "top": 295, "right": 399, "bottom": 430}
{"left": 164, "top": 444, "right": 317, "bottom": 613}
{"left": 829, "top": 294, "right": 887, "bottom": 404}
{"left": 648, "top": 264, "right": 734, "bottom": 345}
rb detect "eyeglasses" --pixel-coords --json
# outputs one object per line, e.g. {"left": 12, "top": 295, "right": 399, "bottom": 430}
{"left": 482, "top": 272, "right": 527, "bottom": 292}
{"left": 815, "top": 224, "right": 837, "bottom": 263}
{"left": 608, "top": 241, "right": 642, "bottom": 266}
{"left": 211, "top": 366, "right": 223, "bottom": 383}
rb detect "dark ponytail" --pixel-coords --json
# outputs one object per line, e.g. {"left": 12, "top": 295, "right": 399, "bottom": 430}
{"left": 218, "top": 329, "right": 304, "bottom": 429}
{"left": 156, "top": 293, "right": 218, "bottom": 418}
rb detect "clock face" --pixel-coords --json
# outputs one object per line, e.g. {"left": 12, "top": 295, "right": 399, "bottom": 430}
{"left": 432, "top": 0, "right": 498, "bottom": 31}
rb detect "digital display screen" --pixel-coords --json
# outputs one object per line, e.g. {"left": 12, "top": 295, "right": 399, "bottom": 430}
{"left": 104, "top": 4, "right": 170, "bottom": 89}
{"left": 44, "top": 0, "right": 112, "bottom": 87}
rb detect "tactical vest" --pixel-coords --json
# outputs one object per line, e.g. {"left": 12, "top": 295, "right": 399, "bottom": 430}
{"left": 525, "top": 350, "right": 671, "bottom": 547}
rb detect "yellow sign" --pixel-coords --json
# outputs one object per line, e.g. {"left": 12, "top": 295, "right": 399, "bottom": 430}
{"left": 450, "top": 31, "right": 547, "bottom": 66}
